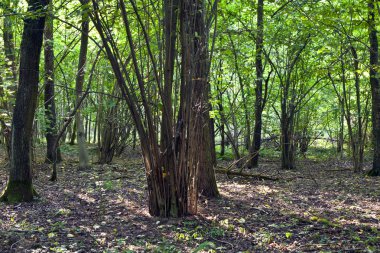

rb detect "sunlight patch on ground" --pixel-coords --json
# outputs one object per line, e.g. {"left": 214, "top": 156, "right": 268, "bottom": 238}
{"left": 77, "top": 193, "right": 96, "bottom": 203}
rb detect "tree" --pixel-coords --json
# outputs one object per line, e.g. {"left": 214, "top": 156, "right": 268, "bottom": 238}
{"left": 44, "top": 1, "right": 62, "bottom": 163}
{"left": 193, "top": 3, "right": 219, "bottom": 198}
{"left": 75, "top": 0, "right": 90, "bottom": 170}
{"left": 249, "top": 0, "right": 264, "bottom": 168}
{"left": 368, "top": 0, "right": 380, "bottom": 176}
{"left": 88, "top": 0, "right": 214, "bottom": 216}
{"left": 1, "top": 0, "right": 48, "bottom": 202}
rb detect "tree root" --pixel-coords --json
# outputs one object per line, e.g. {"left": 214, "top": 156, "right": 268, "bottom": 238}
{"left": 0, "top": 181, "right": 38, "bottom": 203}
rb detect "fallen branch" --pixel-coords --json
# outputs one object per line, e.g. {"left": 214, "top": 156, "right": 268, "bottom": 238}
{"left": 215, "top": 168, "right": 278, "bottom": 181}
{"left": 324, "top": 168, "right": 352, "bottom": 172}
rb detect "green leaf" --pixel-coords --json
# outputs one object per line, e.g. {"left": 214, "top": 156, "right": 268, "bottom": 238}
{"left": 285, "top": 232, "right": 293, "bottom": 239}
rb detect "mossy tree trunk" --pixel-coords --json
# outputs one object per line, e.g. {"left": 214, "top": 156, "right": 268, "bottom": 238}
{"left": 1, "top": 0, "right": 48, "bottom": 203}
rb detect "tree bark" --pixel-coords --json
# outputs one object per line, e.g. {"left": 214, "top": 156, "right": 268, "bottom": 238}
{"left": 281, "top": 115, "right": 296, "bottom": 170}
{"left": 195, "top": 4, "right": 219, "bottom": 198}
{"left": 350, "top": 46, "right": 364, "bottom": 172}
{"left": 1, "top": 0, "right": 48, "bottom": 202}
{"left": 368, "top": 0, "right": 380, "bottom": 176}
{"left": 75, "top": 0, "right": 90, "bottom": 169}
{"left": 44, "top": 2, "right": 62, "bottom": 163}
{"left": 249, "top": 0, "right": 264, "bottom": 168}
{"left": 90, "top": 0, "right": 213, "bottom": 217}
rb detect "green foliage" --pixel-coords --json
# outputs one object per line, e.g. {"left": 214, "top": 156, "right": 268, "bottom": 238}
{"left": 192, "top": 241, "right": 216, "bottom": 253}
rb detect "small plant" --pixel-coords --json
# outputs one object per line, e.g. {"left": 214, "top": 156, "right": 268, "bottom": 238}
{"left": 103, "top": 180, "right": 115, "bottom": 190}
{"left": 209, "top": 227, "right": 225, "bottom": 238}
{"left": 285, "top": 232, "right": 293, "bottom": 239}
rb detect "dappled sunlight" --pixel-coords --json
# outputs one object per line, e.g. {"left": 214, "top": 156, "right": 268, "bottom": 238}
{"left": 1, "top": 150, "right": 379, "bottom": 252}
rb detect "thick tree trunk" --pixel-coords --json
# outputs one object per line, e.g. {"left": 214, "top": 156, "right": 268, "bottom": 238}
{"left": 1, "top": 0, "right": 48, "bottom": 202}
{"left": 368, "top": 0, "right": 380, "bottom": 176}
{"left": 195, "top": 5, "right": 218, "bottom": 198}
{"left": 198, "top": 115, "right": 219, "bottom": 197}
{"left": 249, "top": 0, "right": 264, "bottom": 168}
{"left": 179, "top": 0, "right": 217, "bottom": 208}
{"left": 75, "top": 1, "right": 90, "bottom": 169}
{"left": 90, "top": 0, "right": 212, "bottom": 217}
{"left": 44, "top": 3, "right": 62, "bottom": 163}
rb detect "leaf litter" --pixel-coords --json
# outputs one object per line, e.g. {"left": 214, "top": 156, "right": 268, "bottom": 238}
{"left": 0, "top": 147, "right": 379, "bottom": 252}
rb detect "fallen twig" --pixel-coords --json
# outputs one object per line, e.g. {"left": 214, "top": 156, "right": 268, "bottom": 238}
{"left": 215, "top": 168, "right": 278, "bottom": 181}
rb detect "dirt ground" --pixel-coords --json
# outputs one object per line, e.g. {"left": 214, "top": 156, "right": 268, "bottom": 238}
{"left": 0, "top": 147, "right": 379, "bottom": 252}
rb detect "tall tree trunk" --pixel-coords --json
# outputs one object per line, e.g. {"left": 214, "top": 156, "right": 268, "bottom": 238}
{"left": 75, "top": 0, "right": 90, "bottom": 169}
{"left": 44, "top": 2, "right": 62, "bottom": 163}
{"left": 196, "top": 4, "right": 218, "bottom": 198}
{"left": 90, "top": 0, "right": 212, "bottom": 217}
{"left": 161, "top": 0, "right": 179, "bottom": 216}
{"left": 1, "top": 0, "right": 48, "bottom": 202}
{"left": 368, "top": 0, "right": 380, "bottom": 176}
{"left": 249, "top": 0, "right": 264, "bottom": 168}
{"left": 350, "top": 46, "right": 364, "bottom": 172}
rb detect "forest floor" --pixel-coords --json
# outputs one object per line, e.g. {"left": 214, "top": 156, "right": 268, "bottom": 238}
{"left": 0, "top": 146, "right": 379, "bottom": 252}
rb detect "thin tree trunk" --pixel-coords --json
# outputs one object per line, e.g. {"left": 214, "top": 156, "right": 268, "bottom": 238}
{"left": 1, "top": 0, "right": 48, "bottom": 202}
{"left": 161, "top": 0, "right": 179, "bottom": 215}
{"left": 249, "top": 0, "right": 264, "bottom": 168}
{"left": 132, "top": 127, "right": 136, "bottom": 150}
{"left": 93, "top": 113, "right": 97, "bottom": 143}
{"left": 75, "top": 0, "right": 90, "bottom": 169}
{"left": 350, "top": 46, "right": 363, "bottom": 172}
{"left": 44, "top": 2, "right": 62, "bottom": 163}
{"left": 337, "top": 100, "right": 344, "bottom": 156}
{"left": 218, "top": 90, "right": 225, "bottom": 156}
{"left": 69, "top": 120, "right": 76, "bottom": 145}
